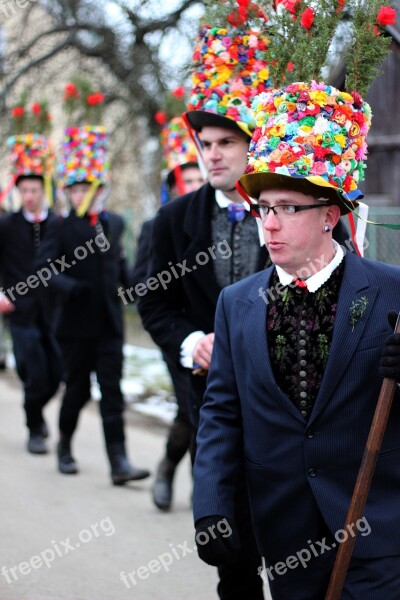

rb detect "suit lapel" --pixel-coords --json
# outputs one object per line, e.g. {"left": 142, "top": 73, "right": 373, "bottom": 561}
{"left": 309, "top": 252, "right": 379, "bottom": 424}
{"left": 239, "top": 269, "right": 305, "bottom": 422}
{"left": 182, "top": 184, "right": 222, "bottom": 303}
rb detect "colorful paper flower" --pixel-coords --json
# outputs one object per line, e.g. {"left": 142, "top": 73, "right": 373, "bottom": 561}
{"left": 376, "top": 6, "right": 396, "bottom": 26}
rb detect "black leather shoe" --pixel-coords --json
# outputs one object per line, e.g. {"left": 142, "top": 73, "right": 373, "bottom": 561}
{"left": 106, "top": 442, "right": 150, "bottom": 485}
{"left": 27, "top": 431, "right": 47, "bottom": 454}
{"left": 57, "top": 435, "right": 78, "bottom": 475}
{"left": 152, "top": 458, "right": 176, "bottom": 510}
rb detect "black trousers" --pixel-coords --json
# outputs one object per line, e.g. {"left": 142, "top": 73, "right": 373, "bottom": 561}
{"left": 58, "top": 334, "right": 125, "bottom": 445}
{"left": 162, "top": 351, "right": 194, "bottom": 465}
{"left": 216, "top": 472, "right": 264, "bottom": 600}
{"left": 10, "top": 322, "right": 62, "bottom": 431}
{"left": 191, "top": 377, "right": 264, "bottom": 600}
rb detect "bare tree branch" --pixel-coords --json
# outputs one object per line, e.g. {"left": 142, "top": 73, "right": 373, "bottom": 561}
{"left": 0, "top": 34, "right": 75, "bottom": 107}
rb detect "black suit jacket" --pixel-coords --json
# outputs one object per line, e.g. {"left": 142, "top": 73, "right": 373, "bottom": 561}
{"left": 41, "top": 210, "right": 128, "bottom": 339}
{"left": 137, "top": 183, "right": 270, "bottom": 421}
{"left": 138, "top": 183, "right": 270, "bottom": 360}
{"left": 0, "top": 210, "right": 62, "bottom": 327}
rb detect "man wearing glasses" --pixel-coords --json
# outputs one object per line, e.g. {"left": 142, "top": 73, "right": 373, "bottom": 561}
{"left": 193, "top": 84, "right": 400, "bottom": 598}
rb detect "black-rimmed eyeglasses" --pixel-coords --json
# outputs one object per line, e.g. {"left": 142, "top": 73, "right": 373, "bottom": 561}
{"left": 251, "top": 203, "right": 332, "bottom": 220}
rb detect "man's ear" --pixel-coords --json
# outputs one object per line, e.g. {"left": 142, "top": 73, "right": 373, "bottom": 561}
{"left": 326, "top": 204, "right": 341, "bottom": 229}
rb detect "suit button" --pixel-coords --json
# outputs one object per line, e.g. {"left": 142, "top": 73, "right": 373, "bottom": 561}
{"left": 306, "top": 430, "right": 314, "bottom": 439}
{"left": 308, "top": 468, "right": 317, "bottom": 477}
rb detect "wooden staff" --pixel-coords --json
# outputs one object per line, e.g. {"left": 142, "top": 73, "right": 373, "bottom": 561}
{"left": 325, "top": 312, "right": 400, "bottom": 600}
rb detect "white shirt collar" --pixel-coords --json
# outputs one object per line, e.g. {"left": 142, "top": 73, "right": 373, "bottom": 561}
{"left": 22, "top": 208, "right": 48, "bottom": 223}
{"left": 276, "top": 240, "right": 345, "bottom": 293}
{"left": 215, "top": 189, "right": 250, "bottom": 211}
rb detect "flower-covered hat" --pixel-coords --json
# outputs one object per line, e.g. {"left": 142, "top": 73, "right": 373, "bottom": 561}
{"left": 239, "top": 81, "right": 372, "bottom": 214}
{"left": 186, "top": 25, "right": 271, "bottom": 137}
{"left": 6, "top": 99, "right": 54, "bottom": 185}
{"left": 160, "top": 117, "right": 198, "bottom": 171}
{"left": 57, "top": 125, "right": 110, "bottom": 188}
{"left": 7, "top": 133, "right": 55, "bottom": 182}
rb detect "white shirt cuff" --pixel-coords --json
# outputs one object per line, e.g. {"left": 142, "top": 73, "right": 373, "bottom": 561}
{"left": 180, "top": 331, "right": 206, "bottom": 368}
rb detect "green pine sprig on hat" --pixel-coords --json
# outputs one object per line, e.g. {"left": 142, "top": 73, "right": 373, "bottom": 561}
{"left": 63, "top": 76, "right": 105, "bottom": 126}
{"left": 10, "top": 92, "right": 52, "bottom": 135}
{"left": 345, "top": 0, "right": 394, "bottom": 95}
{"left": 201, "top": 0, "right": 397, "bottom": 95}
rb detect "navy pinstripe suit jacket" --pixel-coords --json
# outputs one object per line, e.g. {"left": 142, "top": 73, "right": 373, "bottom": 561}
{"left": 193, "top": 251, "right": 400, "bottom": 562}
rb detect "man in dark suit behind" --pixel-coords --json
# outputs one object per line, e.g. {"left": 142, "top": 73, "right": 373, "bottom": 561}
{"left": 136, "top": 33, "right": 270, "bottom": 598}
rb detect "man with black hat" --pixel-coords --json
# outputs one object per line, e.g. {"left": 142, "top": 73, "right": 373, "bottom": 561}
{"left": 137, "top": 24, "right": 273, "bottom": 600}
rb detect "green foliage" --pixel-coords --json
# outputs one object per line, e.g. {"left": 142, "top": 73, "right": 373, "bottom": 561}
{"left": 63, "top": 76, "right": 105, "bottom": 126}
{"left": 345, "top": 0, "right": 393, "bottom": 95}
{"left": 10, "top": 92, "right": 52, "bottom": 135}
{"left": 201, "top": 0, "right": 396, "bottom": 94}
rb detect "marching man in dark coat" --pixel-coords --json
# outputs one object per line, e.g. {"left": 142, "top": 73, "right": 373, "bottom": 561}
{"left": 0, "top": 126, "right": 63, "bottom": 454}
{"left": 42, "top": 98, "right": 150, "bottom": 485}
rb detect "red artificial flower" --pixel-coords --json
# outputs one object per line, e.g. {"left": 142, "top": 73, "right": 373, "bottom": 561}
{"left": 337, "top": 0, "right": 346, "bottom": 11}
{"left": 300, "top": 7, "right": 315, "bottom": 29}
{"left": 376, "top": 6, "right": 396, "bottom": 26}
{"left": 11, "top": 106, "right": 24, "bottom": 118}
{"left": 46, "top": 113, "right": 52, "bottom": 121}
{"left": 228, "top": 10, "right": 246, "bottom": 26}
{"left": 342, "top": 174, "right": 354, "bottom": 192}
{"left": 237, "top": 0, "right": 250, "bottom": 7}
{"left": 351, "top": 91, "right": 364, "bottom": 108}
{"left": 373, "top": 25, "right": 381, "bottom": 36}
{"left": 277, "top": 0, "right": 300, "bottom": 15}
{"left": 286, "top": 61, "right": 295, "bottom": 72}
{"left": 31, "top": 103, "right": 42, "bottom": 115}
{"left": 86, "top": 92, "right": 105, "bottom": 106}
{"left": 171, "top": 86, "right": 185, "bottom": 99}
{"left": 64, "top": 83, "right": 79, "bottom": 100}
{"left": 154, "top": 111, "right": 168, "bottom": 125}
{"left": 238, "top": 6, "right": 248, "bottom": 20}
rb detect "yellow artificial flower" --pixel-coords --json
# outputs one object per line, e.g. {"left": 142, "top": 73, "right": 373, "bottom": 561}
{"left": 309, "top": 90, "right": 329, "bottom": 106}
{"left": 334, "top": 133, "right": 347, "bottom": 148}
{"left": 299, "top": 124, "right": 312, "bottom": 134}
{"left": 258, "top": 68, "right": 270, "bottom": 81}
{"left": 269, "top": 123, "right": 285, "bottom": 137}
